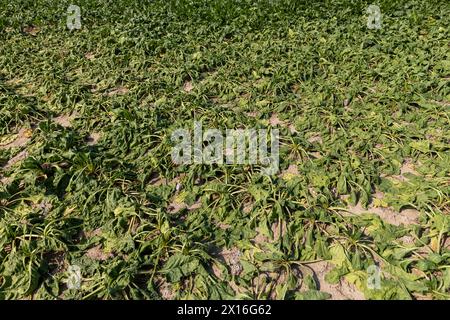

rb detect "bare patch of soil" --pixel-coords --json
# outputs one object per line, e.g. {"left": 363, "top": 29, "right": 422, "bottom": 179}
{"left": 155, "top": 276, "right": 176, "bottom": 300}
{"left": 23, "top": 25, "right": 40, "bottom": 36}
{"left": 245, "top": 111, "right": 259, "bottom": 118}
{"left": 279, "top": 164, "right": 299, "bottom": 180}
{"left": 183, "top": 81, "right": 193, "bottom": 92}
{"left": 106, "top": 86, "right": 129, "bottom": 96}
{"left": 271, "top": 220, "right": 287, "bottom": 242}
{"left": 254, "top": 220, "right": 287, "bottom": 245}
{"left": 307, "top": 135, "right": 323, "bottom": 144}
{"left": 242, "top": 200, "right": 254, "bottom": 214}
{"left": 0, "top": 128, "right": 32, "bottom": 150}
{"left": 252, "top": 267, "right": 301, "bottom": 299}
{"left": 215, "top": 247, "right": 243, "bottom": 276}
{"left": 400, "top": 158, "right": 420, "bottom": 176}
{"left": 340, "top": 199, "right": 420, "bottom": 226}
{"left": 390, "top": 158, "right": 420, "bottom": 182}
{"left": 84, "top": 228, "right": 102, "bottom": 239}
{"left": 2, "top": 150, "right": 28, "bottom": 170}
{"left": 443, "top": 237, "right": 450, "bottom": 250}
{"left": 84, "top": 52, "right": 95, "bottom": 60}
